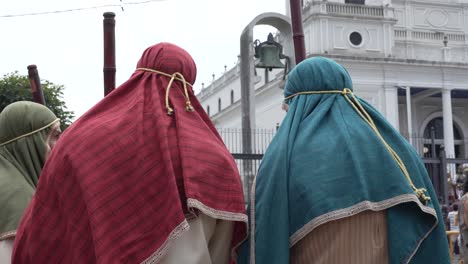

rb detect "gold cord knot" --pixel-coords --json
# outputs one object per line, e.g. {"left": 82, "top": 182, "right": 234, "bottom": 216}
{"left": 283, "top": 88, "right": 431, "bottom": 203}
{"left": 135, "top": 68, "right": 194, "bottom": 116}
{"left": 342, "top": 88, "right": 352, "bottom": 95}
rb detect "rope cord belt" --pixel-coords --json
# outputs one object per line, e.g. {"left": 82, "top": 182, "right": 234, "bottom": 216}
{"left": 135, "top": 68, "right": 194, "bottom": 115}
{"left": 0, "top": 118, "right": 60, "bottom": 147}
{"left": 284, "top": 88, "right": 431, "bottom": 204}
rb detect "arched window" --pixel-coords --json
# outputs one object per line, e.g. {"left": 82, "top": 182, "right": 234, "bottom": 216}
{"left": 218, "top": 98, "right": 222, "bottom": 112}
{"left": 206, "top": 105, "right": 210, "bottom": 116}
{"left": 231, "top": 90, "right": 234, "bottom": 104}
{"left": 423, "top": 117, "right": 462, "bottom": 140}
{"left": 422, "top": 117, "right": 463, "bottom": 158}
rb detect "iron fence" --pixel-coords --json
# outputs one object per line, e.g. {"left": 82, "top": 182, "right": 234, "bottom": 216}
{"left": 232, "top": 154, "right": 263, "bottom": 203}
{"left": 217, "top": 128, "right": 277, "bottom": 154}
{"left": 423, "top": 153, "right": 468, "bottom": 206}
{"left": 406, "top": 137, "right": 468, "bottom": 159}
{"left": 216, "top": 128, "right": 276, "bottom": 202}
{"left": 217, "top": 128, "right": 468, "bottom": 204}
{"left": 400, "top": 131, "right": 467, "bottom": 159}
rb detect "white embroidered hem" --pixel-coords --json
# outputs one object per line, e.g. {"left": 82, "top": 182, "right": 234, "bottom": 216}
{"left": 187, "top": 198, "right": 249, "bottom": 263}
{"left": 289, "top": 194, "right": 438, "bottom": 264}
{"left": 140, "top": 220, "right": 190, "bottom": 264}
{"left": 187, "top": 198, "right": 247, "bottom": 223}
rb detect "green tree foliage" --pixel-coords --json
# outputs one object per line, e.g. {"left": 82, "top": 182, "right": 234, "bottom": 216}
{"left": 0, "top": 72, "right": 74, "bottom": 129}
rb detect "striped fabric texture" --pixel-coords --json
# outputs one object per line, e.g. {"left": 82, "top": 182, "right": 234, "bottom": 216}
{"left": 12, "top": 43, "right": 247, "bottom": 264}
{"left": 291, "top": 210, "right": 389, "bottom": 264}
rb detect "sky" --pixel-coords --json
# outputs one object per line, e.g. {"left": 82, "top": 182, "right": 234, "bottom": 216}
{"left": 0, "top": 0, "right": 286, "bottom": 119}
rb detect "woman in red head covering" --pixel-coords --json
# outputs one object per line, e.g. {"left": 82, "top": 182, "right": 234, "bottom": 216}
{"left": 12, "top": 42, "right": 247, "bottom": 264}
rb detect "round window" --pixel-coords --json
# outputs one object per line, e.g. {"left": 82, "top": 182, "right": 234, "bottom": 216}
{"left": 349, "top": 32, "right": 363, "bottom": 46}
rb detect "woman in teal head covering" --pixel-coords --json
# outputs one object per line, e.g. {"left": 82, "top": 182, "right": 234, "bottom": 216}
{"left": 237, "top": 57, "right": 450, "bottom": 264}
{"left": 0, "top": 101, "right": 61, "bottom": 261}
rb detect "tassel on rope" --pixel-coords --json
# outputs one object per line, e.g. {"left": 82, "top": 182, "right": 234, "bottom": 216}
{"left": 284, "top": 88, "right": 431, "bottom": 205}
{"left": 135, "top": 68, "right": 194, "bottom": 116}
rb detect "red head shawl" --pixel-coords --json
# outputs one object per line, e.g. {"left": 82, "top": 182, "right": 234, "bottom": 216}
{"left": 13, "top": 43, "right": 247, "bottom": 264}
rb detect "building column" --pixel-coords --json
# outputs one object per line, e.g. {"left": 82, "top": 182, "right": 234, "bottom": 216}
{"left": 385, "top": 86, "right": 400, "bottom": 131}
{"left": 442, "top": 88, "right": 455, "bottom": 158}
{"left": 405, "top": 86, "right": 413, "bottom": 145}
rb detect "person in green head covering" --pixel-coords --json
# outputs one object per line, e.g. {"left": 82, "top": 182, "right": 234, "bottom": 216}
{"left": 237, "top": 57, "right": 450, "bottom": 264}
{"left": 0, "top": 101, "right": 61, "bottom": 262}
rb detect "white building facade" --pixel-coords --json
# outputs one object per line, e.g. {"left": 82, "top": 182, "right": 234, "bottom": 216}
{"left": 197, "top": 0, "right": 468, "bottom": 160}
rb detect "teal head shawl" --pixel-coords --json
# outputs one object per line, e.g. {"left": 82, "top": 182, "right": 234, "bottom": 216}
{"left": 237, "top": 57, "right": 449, "bottom": 263}
{"left": 0, "top": 101, "right": 59, "bottom": 240}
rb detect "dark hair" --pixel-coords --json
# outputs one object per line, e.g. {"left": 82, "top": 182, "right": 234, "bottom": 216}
{"left": 453, "top": 204, "right": 459, "bottom": 211}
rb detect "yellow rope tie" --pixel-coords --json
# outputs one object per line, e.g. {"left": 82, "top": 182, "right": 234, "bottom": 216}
{"left": 285, "top": 88, "right": 431, "bottom": 204}
{"left": 135, "top": 68, "right": 194, "bottom": 116}
{"left": 0, "top": 119, "right": 60, "bottom": 146}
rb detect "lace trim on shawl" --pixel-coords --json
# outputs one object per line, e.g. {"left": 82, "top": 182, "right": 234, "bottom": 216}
{"left": 187, "top": 198, "right": 247, "bottom": 223}
{"left": 0, "top": 230, "right": 16, "bottom": 241}
{"left": 140, "top": 220, "right": 189, "bottom": 264}
{"left": 289, "top": 194, "right": 438, "bottom": 264}
{"left": 187, "top": 198, "right": 249, "bottom": 264}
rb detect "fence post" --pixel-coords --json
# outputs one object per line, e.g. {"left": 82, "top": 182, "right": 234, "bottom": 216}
{"left": 430, "top": 126, "right": 436, "bottom": 158}
{"left": 430, "top": 126, "right": 438, "bottom": 188}
{"left": 440, "top": 146, "right": 449, "bottom": 205}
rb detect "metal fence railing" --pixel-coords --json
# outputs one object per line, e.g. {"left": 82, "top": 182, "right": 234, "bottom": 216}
{"left": 217, "top": 127, "right": 277, "bottom": 154}
{"left": 216, "top": 128, "right": 276, "bottom": 202}
{"left": 218, "top": 128, "right": 468, "bottom": 204}
{"left": 232, "top": 154, "right": 263, "bottom": 203}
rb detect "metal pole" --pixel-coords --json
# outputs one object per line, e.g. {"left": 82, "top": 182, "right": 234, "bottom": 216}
{"left": 430, "top": 126, "right": 438, "bottom": 194}
{"left": 240, "top": 31, "right": 255, "bottom": 202}
{"left": 440, "top": 146, "right": 449, "bottom": 205}
{"left": 103, "top": 12, "right": 116, "bottom": 96}
{"left": 431, "top": 126, "right": 436, "bottom": 158}
{"left": 289, "top": 0, "right": 306, "bottom": 64}
{"left": 405, "top": 86, "right": 413, "bottom": 145}
{"left": 239, "top": 14, "right": 293, "bottom": 202}
{"left": 27, "top": 65, "right": 46, "bottom": 105}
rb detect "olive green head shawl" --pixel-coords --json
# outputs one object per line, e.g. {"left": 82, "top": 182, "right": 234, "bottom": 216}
{"left": 0, "top": 101, "right": 58, "bottom": 240}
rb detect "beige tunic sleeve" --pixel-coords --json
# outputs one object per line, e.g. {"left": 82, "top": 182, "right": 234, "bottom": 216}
{"left": 0, "top": 238, "right": 14, "bottom": 264}
{"left": 160, "top": 213, "right": 234, "bottom": 264}
{"left": 291, "top": 210, "right": 389, "bottom": 264}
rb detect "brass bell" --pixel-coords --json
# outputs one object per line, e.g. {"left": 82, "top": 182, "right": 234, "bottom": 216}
{"left": 254, "top": 33, "right": 286, "bottom": 71}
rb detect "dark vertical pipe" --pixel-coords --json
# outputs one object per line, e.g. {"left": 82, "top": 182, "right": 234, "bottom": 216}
{"left": 103, "top": 12, "right": 116, "bottom": 96}
{"left": 27, "top": 65, "right": 46, "bottom": 105}
{"left": 290, "top": 0, "right": 306, "bottom": 64}
{"left": 440, "top": 147, "right": 448, "bottom": 205}
{"left": 431, "top": 126, "right": 436, "bottom": 158}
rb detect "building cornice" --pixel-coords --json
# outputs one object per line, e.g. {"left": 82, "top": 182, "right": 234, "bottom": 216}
{"left": 393, "top": 0, "right": 466, "bottom": 8}
{"left": 210, "top": 100, "right": 240, "bottom": 122}
{"left": 303, "top": 1, "right": 397, "bottom": 23}
{"left": 196, "top": 65, "right": 240, "bottom": 100}
{"left": 209, "top": 76, "right": 284, "bottom": 121}
{"left": 303, "top": 13, "right": 397, "bottom": 23}
{"left": 311, "top": 54, "right": 468, "bottom": 68}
